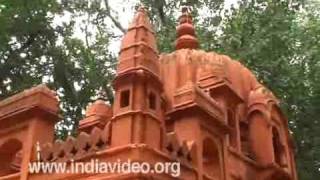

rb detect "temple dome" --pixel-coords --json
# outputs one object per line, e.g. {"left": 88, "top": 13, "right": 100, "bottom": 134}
{"left": 160, "top": 49, "right": 264, "bottom": 103}
{"left": 85, "top": 100, "right": 112, "bottom": 117}
{"left": 159, "top": 8, "right": 271, "bottom": 109}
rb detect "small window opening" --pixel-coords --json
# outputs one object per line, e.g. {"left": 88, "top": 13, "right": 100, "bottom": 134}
{"left": 240, "top": 122, "right": 253, "bottom": 159}
{"left": 166, "top": 144, "right": 173, "bottom": 152}
{"left": 148, "top": 92, "right": 156, "bottom": 110}
{"left": 120, "top": 90, "right": 130, "bottom": 108}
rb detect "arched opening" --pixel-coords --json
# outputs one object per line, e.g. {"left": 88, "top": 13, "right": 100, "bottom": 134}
{"left": 272, "top": 127, "right": 287, "bottom": 167}
{"left": 227, "top": 109, "right": 237, "bottom": 148}
{"left": 240, "top": 121, "right": 251, "bottom": 158}
{"left": 202, "top": 138, "right": 221, "bottom": 178}
{"left": 148, "top": 92, "right": 156, "bottom": 110}
{"left": 0, "top": 139, "right": 23, "bottom": 176}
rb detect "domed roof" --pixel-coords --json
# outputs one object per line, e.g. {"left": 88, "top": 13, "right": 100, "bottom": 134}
{"left": 159, "top": 7, "right": 272, "bottom": 109}
{"left": 160, "top": 49, "right": 262, "bottom": 102}
{"left": 85, "top": 100, "right": 112, "bottom": 118}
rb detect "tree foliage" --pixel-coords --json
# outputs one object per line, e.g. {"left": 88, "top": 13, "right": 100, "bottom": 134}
{"left": 0, "top": 0, "right": 319, "bottom": 179}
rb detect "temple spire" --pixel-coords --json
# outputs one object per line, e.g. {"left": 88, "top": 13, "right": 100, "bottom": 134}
{"left": 117, "top": 5, "right": 158, "bottom": 75}
{"left": 112, "top": 6, "right": 163, "bottom": 150}
{"left": 175, "top": 6, "right": 199, "bottom": 50}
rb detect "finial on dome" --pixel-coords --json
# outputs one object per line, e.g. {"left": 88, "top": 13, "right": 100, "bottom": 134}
{"left": 175, "top": 6, "right": 199, "bottom": 50}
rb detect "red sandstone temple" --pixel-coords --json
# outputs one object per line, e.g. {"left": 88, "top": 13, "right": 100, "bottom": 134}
{"left": 0, "top": 7, "right": 297, "bottom": 180}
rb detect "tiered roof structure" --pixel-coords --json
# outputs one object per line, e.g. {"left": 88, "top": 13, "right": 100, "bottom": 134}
{"left": 0, "top": 6, "right": 297, "bottom": 180}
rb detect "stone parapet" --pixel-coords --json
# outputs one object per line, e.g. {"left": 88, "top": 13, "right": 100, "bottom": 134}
{"left": 0, "top": 84, "right": 59, "bottom": 120}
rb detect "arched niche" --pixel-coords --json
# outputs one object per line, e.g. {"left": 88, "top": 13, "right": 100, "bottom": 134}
{"left": 239, "top": 121, "right": 251, "bottom": 158}
{"left": 0, "top": 139, "right": 23, "bottom": 176}
{"left": 227, "top": 109, "right": 237, "bottom": 148}
{"left": 272, "top": 127, "right": 287, "bottom": 167}
{"left": 270, "top": 104, "right": 288, "bottom": 167}
{"left": 202, "top": 138, "right": 221, "bottom": 178}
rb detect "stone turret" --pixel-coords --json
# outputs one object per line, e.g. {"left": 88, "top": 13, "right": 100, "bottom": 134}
{"left": 111, "top": 7, "right": 164, "bottom": 150}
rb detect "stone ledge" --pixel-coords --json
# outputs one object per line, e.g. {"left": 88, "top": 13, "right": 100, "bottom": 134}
{"left": 0, "top": 85, "right": 58, "bottom": 119}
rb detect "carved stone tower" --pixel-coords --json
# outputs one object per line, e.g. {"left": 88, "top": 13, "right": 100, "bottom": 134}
{"left": 111, "top": 7, "right": 164, "bottom": 150}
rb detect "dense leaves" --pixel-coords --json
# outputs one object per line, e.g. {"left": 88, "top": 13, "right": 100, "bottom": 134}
{"left": 0, "top": 0, "right": 319, "bottom": 179}
{"left": 0, "top": 0, "right": 117, "bottom": 137}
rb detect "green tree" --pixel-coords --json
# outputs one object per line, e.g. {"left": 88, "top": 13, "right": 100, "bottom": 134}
{"left": 217, "top": 1, "right": 320, "bottom": 179}
{"left": 0, "top": 0, "right": 117, "bottom": 138}
{"left": 0, "top": 0, "right": 319, "bottom": 178}
{"left": 0, "top": 0, "right": 59, "bottom": 96}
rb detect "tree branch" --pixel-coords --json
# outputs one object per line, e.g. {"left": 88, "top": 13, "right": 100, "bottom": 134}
{"left": 104, "top": 0, "right": 126, "bottom": 33}
{"left": 154, "top": 0, "right": 166, "bottom": 24}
